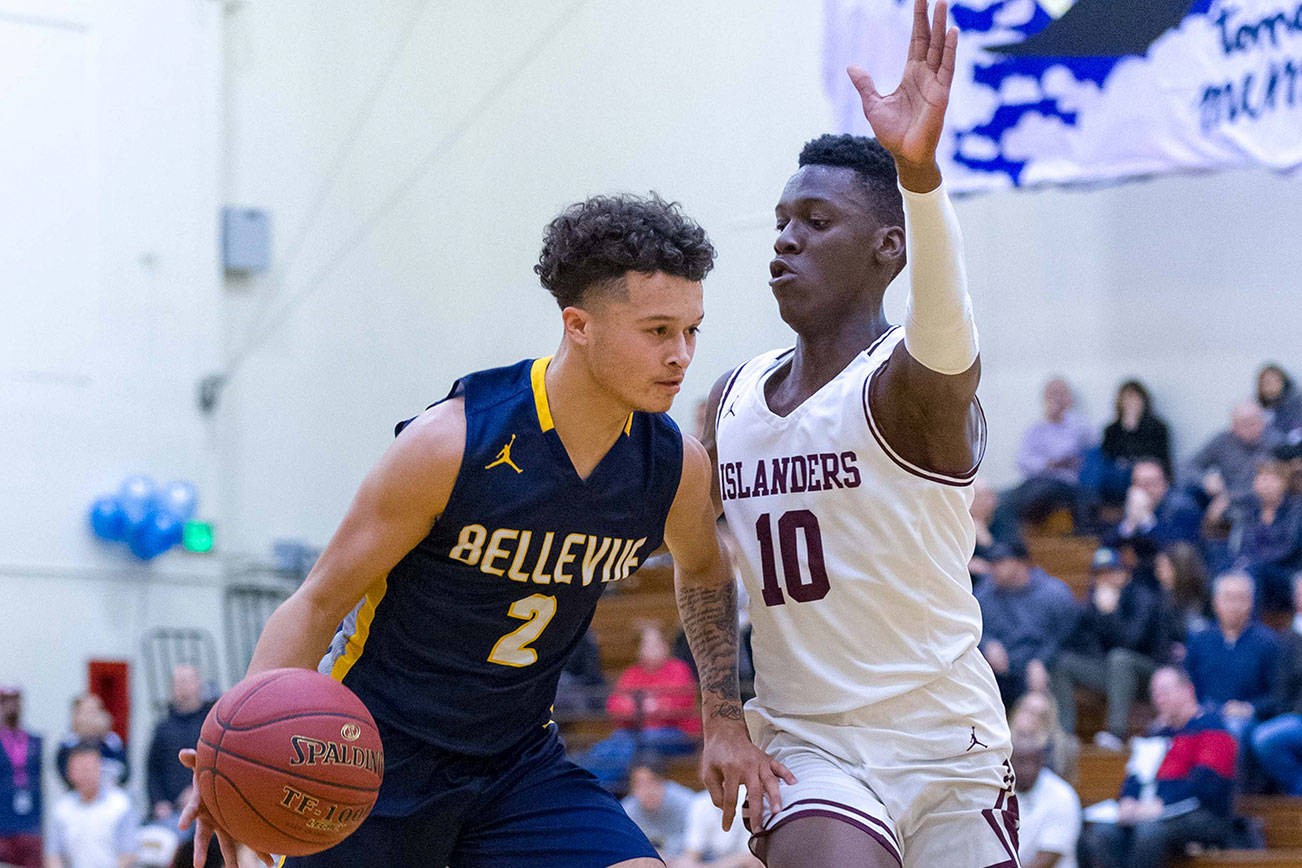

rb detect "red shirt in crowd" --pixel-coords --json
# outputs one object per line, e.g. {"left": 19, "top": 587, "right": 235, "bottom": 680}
{"left": 606, "top": 659, "right": 700, "bottom": 735}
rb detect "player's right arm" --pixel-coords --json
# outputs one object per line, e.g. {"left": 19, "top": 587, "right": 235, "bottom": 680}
{"left": 179, "top": 397, "right": 467, "bottom": 868}
{"left": 245, "top": 397, "right": 466, "bottom": 674}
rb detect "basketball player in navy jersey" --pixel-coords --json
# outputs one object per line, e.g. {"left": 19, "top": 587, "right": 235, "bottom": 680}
{"left": 178, "top": 194, "right": 792, "bottom": 867}
{"left": 703, "top": 3, "right": 1018, "bottom": 866}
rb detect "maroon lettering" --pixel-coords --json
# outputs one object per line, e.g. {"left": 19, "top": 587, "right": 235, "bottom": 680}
{"left": 770, "top": 457, "right": 790, "bottom": 494}
{"left": 805, "top": 453, "right": 823, "bottom": 492}
{"left": 790, "top": 456, "right": 808, "bottom": 492}
{"left": 821, "top": 453, "right": 842, "bottom": 488}
{"left": 752, "top": 459, "right": 769, "bottom": 497}
{"left": 841, "top": 451, "right": 862, "bottom": 487}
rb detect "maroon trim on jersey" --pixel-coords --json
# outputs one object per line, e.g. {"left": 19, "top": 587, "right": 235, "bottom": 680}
{"left": 861, "top": 363, "right": 986, "bottom": 487}
{"left": 979, "top": 760, "right": 1021, "bottom": 868}
{"left": 755, "top": 802, "right": 903, "bottom": 866}
{"left": 715, "top": 363, "right": 748, "bottom": 430}
{"left": 865, "top": 325, "right": 901, "bottom": 357}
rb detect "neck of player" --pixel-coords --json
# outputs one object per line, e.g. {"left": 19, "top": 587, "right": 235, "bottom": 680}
{"left": 774, "top": 306, "right": 891, "bottom": 407}
{"left": 546, "top": 343, "right": 635, "bottom": 478}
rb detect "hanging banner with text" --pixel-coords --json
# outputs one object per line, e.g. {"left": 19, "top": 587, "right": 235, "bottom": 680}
{"left": 824, "top": 0, "right": 1302, "bottom": 192}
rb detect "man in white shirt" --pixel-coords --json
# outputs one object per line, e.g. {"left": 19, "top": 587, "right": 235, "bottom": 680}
{"left": 1011, "top": 721, "right": 1081, "bottom": 868}
{"left": 45, "top": 743, "right": 134, "bottom": 868}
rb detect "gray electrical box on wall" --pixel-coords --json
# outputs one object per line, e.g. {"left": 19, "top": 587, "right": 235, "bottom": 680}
{"left": 222, "top": 207, "right": 271, "bottom": 273}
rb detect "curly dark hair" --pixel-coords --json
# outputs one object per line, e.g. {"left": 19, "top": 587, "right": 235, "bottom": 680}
{"left": 798, "top": 134, "right": 905, "bottom": 227}
{"left": 535, "top": 193, "right": 716, "bottom": 309}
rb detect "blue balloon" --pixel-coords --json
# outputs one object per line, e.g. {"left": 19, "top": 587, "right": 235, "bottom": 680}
{"left": 127, "top": 509, "right": 182, "bottom": 560}
{"left": 119, "top": 474, "right": 157, "bottom": 524}
{"left": 88, "top": 496, "right": 127, "bottom": 542}
{"left": 156, "top": 480, "right": 198, "bottom": 521}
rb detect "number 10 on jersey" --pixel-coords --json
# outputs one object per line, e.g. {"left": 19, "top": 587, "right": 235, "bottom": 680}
{"left": 754, "top": 510, "right": 830, "bottom": 606}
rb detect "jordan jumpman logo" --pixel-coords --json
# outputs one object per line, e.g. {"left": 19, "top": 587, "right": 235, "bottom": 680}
{"left": 485, "top": 434, "right": 523, "bottom": 473}
{"left": 966, "top": 725, "right": 988, "bottom": 752}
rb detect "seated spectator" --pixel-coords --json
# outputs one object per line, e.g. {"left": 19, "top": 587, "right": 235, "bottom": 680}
{"left": 1251, "top": 574, "right": 1302, "bottom": 795}
{"left": 1230, "top": 459, "right": 1302, "bottom": 612}
{"left": 1079, "top": 667, "right": 1236, "bottom": 868}
{"left": 671, "top": 787, "right": 761, "bottom": 868}
{"left": 45, "top": 742, "right": 135, "bottom": 868}
{"left": 1011, "top": 715, "right": 1081, "bottom": 868}
{"left": 1051, "top": 547, "right": 1160, "bottom": 746}
{"left": 1080, "top": 380, "right": 1172, "bottom": 524}
{"left": 578, "top": 625, "right": 699, "bottom": 789}
{"left": 1187, "top": 401, "right": 1280, "bottom": 525}
{"left": 975, "top": 541, "right": 1079, "bottom": 707}
{"left": 1152, "top": 542, "right": 1211, "bottom": 662}
{"left": 607, "top": 625, "right": 700, "bottom": 747}
{"left": 1105, "top": 459, "right": 1201, "bottom": 555}
{"left": 1183, "top": 572, "right": 1280, "bottom": 739}
{"left": 56, "top": 693, "right": 129, "bottom": 789}
{"left": 621, "top": 756, "right": 695, "bottom": 862}
{"left": 553, "top": 628, "right": 607, "bottom": 720}
{"left": 969, "top": 478, "right": 1021, "bottom": 586}
{"left": 1010, "top": 690, "right": 1080, "bottom": 783}
{"left": 1258, "top": 363, "right": 1302, "bottom": 444}
{"left": 146, "top": 664, "right": 213, "bottom": 823}
{"left": 0, "top": 684, "right": 41, "bottom": 868}
{"left": 994, "top": 378, "right": 1095, "bottom": 530}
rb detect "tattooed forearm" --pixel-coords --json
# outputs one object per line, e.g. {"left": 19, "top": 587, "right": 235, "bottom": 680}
{"left": 675, "top": 578, "right": 742, "bottom": 721}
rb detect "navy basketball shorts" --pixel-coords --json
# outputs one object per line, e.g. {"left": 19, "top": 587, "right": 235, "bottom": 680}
{"left": 280, "top": 722, "right": 660, "bottom": 868}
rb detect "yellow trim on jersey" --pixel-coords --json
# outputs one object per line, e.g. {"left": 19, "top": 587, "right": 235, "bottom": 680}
{"left": 531, "top": 354, "right": 633, "bottom": 437}
{"left": 530, "top": 356, "right": 555, "bottom": 432}
{"left": 329, "top": 577, "right": 389, "bottom": 682}
{"left": 275, "top": 857, "right": 286, "bottom": 868}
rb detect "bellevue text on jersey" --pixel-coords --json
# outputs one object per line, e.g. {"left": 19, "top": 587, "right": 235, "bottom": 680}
{"left": 448, "top": 524, "right": 647, "bottom": 586}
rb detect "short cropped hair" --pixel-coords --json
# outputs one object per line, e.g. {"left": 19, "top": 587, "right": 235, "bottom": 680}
{"left": 535, "top": 194, "right": 715, "bottom": 309}
{"left": 798, "top": 134, "right": 905, "bottom": 227}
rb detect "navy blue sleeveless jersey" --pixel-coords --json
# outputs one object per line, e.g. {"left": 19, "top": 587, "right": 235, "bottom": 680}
{"left": 320, "top": 357, "right": 683, "bottom": 757}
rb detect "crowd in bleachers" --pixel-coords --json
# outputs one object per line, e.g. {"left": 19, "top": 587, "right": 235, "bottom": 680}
{"left": 966, "top": 362, "right": 1302, "bottom": 866}
{"left": 0, "top": 667, "right": 262, "bottom": 868}
{"left": 3, "top": 363, "right": 1299, "bottom": 867}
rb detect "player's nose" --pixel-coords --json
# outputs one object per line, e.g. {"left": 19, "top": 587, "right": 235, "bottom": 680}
{"left": 774, "top": 223, "right": 801, "bottom": 254}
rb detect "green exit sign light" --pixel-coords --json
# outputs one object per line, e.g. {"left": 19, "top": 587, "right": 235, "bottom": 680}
{"left": 182, "top": 521, "right": 214, "bottom": 553}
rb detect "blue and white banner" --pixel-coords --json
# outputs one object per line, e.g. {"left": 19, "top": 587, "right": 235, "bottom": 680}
{"left": 824, "top": 0, "right": 1302, "bottom": 191}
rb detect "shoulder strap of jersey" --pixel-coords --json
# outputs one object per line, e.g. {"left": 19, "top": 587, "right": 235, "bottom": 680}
{"left": 715, "top": 348, "right": 792, "bottom": 430}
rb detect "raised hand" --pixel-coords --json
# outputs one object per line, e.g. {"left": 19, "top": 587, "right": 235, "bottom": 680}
{"left": 846, "top": 0, "right": 957, "bottom": 189}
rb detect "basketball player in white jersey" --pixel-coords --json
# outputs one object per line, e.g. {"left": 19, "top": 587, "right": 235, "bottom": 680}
{"left": 700, "top": 3, "right": 1017, "bottom": 865}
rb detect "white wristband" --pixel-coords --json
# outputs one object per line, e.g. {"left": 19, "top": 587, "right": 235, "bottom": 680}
{"left": 900, "top": 181, "right": 979, "bottom": 375}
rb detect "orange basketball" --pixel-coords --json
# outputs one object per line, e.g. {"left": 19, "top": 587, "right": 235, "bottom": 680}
{"left": 194, "top": 668, "right": 383, "bottom": 856}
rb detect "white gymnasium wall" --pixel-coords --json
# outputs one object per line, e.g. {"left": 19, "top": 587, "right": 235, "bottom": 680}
{"left": 0, "top": 0, "right": 225, "bottom": 804}
{"left": 220, "top": 0, "right": 1301, "bottom": 557}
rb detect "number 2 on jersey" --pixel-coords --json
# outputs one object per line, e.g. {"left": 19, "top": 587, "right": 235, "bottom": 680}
{"left": 755, "top": 510, "right": 830, "bottom": 606}
{"left": 488, "top": 593, "right": 557, "bottom": 667}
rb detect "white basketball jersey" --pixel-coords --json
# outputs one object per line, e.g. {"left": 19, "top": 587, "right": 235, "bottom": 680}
{"left": 717, "top": 327, "right": 986, "bottom": 716}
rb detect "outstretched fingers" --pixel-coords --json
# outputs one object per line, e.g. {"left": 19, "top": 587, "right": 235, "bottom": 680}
{"left": 938, "top": 27, "right": 958, "bottom": 90}
{"left": 846, "top": 65, "right": 881, "bottom": 113}
{"left": 927, "top": 1, "right": 949, "bottom": 70}
{"left": 909, "top": 0, "right": 931, "bottom": 62}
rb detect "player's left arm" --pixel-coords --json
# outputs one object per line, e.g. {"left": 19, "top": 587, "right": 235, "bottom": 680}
{"left": 851, "top": 0, "right": 982, "bottom": 476}
{"left": 665, "top": 434, "right": 793, "bottom": 831}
